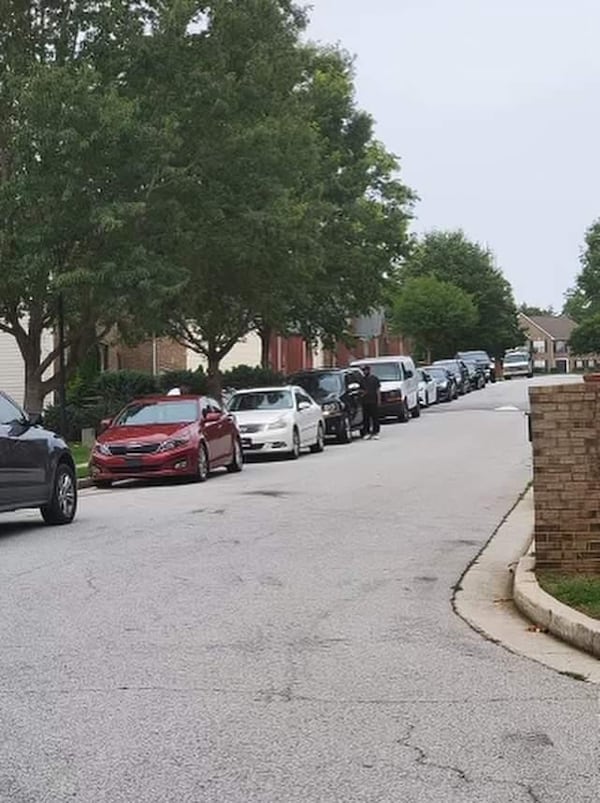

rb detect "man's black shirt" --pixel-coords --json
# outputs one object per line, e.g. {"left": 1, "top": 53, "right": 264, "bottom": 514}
{"left": 363, "top": 374, "right": 381, "bottom": 404}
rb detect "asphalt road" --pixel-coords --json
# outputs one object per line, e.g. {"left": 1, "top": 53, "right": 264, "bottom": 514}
{"left": 1, "top": 376, "right": 597, "bottom": 803}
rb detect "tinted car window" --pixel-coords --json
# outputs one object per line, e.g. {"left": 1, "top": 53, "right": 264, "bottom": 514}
{"left": 292, "top": 373, "right": 343, "bottom": 400}
{"left": 114, "top": 400, "right": 198, "bottom": 426}
{"left": 0, "top": 394, "right": 23, "bottom": 424}
{"left": 359, "top": 363, "right": 400, "bottom": 381}
{"left": 229, "top": 391, "right": 293, "bottom": 411}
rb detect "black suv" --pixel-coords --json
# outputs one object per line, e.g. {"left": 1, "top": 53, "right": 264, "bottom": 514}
{"left": 0, "top": 391, "right": 77, "bottom": 524}
{"left": 289, "top": 368, "right": 364, "bottom": 443}
{"left": 456, "top": 351, "right": 495, "bottom": 383}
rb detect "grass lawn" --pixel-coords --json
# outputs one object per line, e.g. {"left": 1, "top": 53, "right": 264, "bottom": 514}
{"left": 69, "top": 443, "right": 91, "bottom": 479}
{"left": 537, "top": 572, "right": 600, "bottom": 620}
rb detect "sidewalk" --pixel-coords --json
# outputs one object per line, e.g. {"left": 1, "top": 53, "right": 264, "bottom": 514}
{"left": 454, "top": 488, "right": 600, "bottom": 683}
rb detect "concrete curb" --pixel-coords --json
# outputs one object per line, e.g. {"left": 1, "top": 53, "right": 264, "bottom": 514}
{"left": 454, "top": 487, "right": 600, "bottom": 683}
{"left": 514, "top": 547, "right": 600, "bottom": 659}
{"left": 78, "top": 477, "right": 93, "bottom": 490}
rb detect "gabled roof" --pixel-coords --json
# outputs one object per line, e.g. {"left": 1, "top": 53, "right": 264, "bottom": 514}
{"left": 519, "top": 313, "right": 576, "bottom": 341}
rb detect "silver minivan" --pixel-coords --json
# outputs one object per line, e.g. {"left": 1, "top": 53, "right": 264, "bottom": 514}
{"left": 350, "top": 356, "right": 420, "bottom": 422}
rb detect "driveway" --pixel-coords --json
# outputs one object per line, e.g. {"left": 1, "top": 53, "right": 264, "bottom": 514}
{"left": 0, "top": 376, "right": 596, "bottom": 802}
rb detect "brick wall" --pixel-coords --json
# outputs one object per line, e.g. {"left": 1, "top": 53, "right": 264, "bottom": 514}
{"left": 106, "top": 337, "right": 187, "bottom": 374}
{"left": 530, "top": 382, "right": 600, "bottom": 574}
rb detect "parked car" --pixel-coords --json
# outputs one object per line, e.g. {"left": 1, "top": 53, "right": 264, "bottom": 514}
{"left": 456, "top": 350, "right": 496, "bottom": 382}
{"left": 463, "top": 359, "right": 486, "bottom": 390}
{"left": 503, "top": 350, "right": 533, "bottom": 379}
{"left": 417, "top": 368, "right": 438, "bottom": 407}
{"left": 90, "top": 395, "right": 243, "bottom": 487}
{"left": 228, "top": 386, "right": 325, "bottom": 459}
{"left": 288, "top": 369, "right": 364, "bottom": 442}
{"left": 0, "top": 391, "right": 77, "bottom": 524}
{"left": 350, "top": 356, "right": 420, "bottom": 421}
{"left": 433, "top": 359, "right": 471, "bottom": 395}
{"left": 422, "top": 366, "right": 457, "bottom": 402}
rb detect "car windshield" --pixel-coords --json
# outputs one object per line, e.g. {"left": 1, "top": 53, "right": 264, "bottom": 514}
{"left": 292, "top": 373, "right": 343, "bottom": 399}
{"left": 504, "top": 353, "right": 529, "bottom": 364}
{"left": 0, "top": 394, "right": 23, "bottom": 425}
{"left": 358, "top": 363, "right": 400, "bottom": 381}
{"left": 229, "top": 390, "right": 293, "bottom": 411}
{"left": 459, "top": 351, "right": 489, "bottom": 362}
{"left": 114, "top": 400, "right": 198, "bottom": 426}
{"left": 427, "top": 368, "right": 448, "bottom": 380}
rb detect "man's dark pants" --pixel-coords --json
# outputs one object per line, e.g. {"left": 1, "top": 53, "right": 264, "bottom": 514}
{"left": 362, "top": 402, "right": 380, "bottom": 436}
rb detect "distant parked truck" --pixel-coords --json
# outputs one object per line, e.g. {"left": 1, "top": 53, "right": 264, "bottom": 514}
{"left": 502, "top": 349, "right": 533, "bottom": 379}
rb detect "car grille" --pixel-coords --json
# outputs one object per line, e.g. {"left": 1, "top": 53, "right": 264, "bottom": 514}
{"left": 238, "top": 424, "right": 264, "bottom": 434}
{"left": 108, "top": 443, "right": 160, "bottom": 456}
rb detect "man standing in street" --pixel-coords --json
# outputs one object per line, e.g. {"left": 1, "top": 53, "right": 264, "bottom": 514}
{"left": 361, "top": 365, "right": 381, "bottom": 440}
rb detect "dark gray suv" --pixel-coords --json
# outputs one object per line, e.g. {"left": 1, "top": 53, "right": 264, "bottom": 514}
{"left": 0, "top": 392, "right": 77, "bottom": 525}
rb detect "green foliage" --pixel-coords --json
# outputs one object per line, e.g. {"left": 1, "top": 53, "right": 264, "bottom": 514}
{"left": 402, "top": 230, "right": 522, "bottom": 356}
{"left": 568, "top": 314, "right": 600, "bottom": 356}
{"left": 221, "top": 365, "right": 285, "bottom": 390}
{"left": 390, "top": 276, "right": 478, "bottom": 360}
{"left": 519, "top": 304, "right": 556, "bottom": 317}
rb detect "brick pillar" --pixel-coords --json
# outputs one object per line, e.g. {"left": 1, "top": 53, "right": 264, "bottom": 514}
{"left": 530, "top": 382, "right": 600, "bottom": 574}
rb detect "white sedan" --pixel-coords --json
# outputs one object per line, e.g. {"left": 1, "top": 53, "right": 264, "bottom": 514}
{"left": 227, "top": 386, "right": 325, "bottom": 459}
{"left": 417, "top": 369, "right": 438, "bottom": 407}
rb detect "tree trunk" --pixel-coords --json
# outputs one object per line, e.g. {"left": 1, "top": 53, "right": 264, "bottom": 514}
{"left": 206, "top": 349, "right": 222, "bottom": 401}
{"left": 426, "top": 347, "right": 432, "bottom": 364}
{"left": 259, "top": 325, "right": 273, "bottom": 370}
{"left": 23, "top": 366, "right": 46, "bottom": 415}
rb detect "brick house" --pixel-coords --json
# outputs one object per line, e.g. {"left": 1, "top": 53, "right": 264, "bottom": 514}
{"left": 518, "top": 312, "right": 599, "bottom": 373}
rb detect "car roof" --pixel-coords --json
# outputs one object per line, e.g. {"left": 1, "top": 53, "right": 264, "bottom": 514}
{"left": 230, "top": 385, "right": 295, "bottom": 393}
{"left": 350, "top": 355, "right": 412, "bottom": 364}
{"left": 129, "top": 395, "right": 202, "bottom": 402}
{"left": 290, "top": 368, "right": 349, "bottom": 374}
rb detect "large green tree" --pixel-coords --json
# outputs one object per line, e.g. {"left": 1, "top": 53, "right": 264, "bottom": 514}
{"left": 402, "top": 230, "right": 521, "bottom": 356}
{"left": 390, "top": 275, "right": 478, "bottom": 362}
{"left": 0, "top": 1, "right": 167, "bottom": 411}
{"left": 564, "top": 219, "right": 600, "bottom": 330}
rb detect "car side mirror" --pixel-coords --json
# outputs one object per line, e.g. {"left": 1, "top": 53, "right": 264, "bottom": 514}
{"left": 204, "top": 411, "right": 222, "bottom": 423}
{"left": 298, "top": 401, "right": 311, "bottom": 411}
{"left": 26, "top": 412, "right": 43, "bottom": 427}
{"left": 348, "top": 382, "right": 360, "bottom": 392}
{"left": 405, "top": 370, "right": 413, "bottom": 378}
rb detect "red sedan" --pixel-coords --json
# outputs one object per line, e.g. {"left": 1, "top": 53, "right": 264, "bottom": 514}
{"left": 90, "top": 395, "right": 243, "bottom": 488}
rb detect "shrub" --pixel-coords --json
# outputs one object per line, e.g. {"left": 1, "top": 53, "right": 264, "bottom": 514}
{"left": 221, "top": 364, "right": 285, "bottom": 390}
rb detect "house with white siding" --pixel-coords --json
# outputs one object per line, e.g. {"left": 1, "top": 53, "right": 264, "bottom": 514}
{"left": 0, "top": 329, "right": 55, "bottom": 408}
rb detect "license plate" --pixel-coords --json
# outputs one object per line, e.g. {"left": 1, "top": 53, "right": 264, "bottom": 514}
{"left": 241, "top": 438, "right": 252, "bottom": 448}
{"left": 125, "top": 458, "right": 143, "bottom": 468}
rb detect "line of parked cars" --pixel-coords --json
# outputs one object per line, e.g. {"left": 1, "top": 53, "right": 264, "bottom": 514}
{"left": 0, "top": 350, "right": 497, "bottom": 526}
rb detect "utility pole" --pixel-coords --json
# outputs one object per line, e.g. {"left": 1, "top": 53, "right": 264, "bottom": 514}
{"left": 58, "top": 293, "right": 67, "bottom": 438}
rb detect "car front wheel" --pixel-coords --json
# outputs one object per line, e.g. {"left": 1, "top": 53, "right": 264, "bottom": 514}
{"left": 289, "top": 428, "right": 301, "bottom": 459}
{"left": 310, "top": 423, "right": 325, "bottom": 453}
{"left": 196, "top": 444, "right": 209, "bottom": 482}
{"left": 41, "top": 463, "right": 77, "bottom": 525}
{"left": 338, "top": 415, "right": 352, "bottom": 444}
{"left": 227, "top": 438, "right": 243, "bottom": 473}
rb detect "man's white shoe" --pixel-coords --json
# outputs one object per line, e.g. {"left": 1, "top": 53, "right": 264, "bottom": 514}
{"left": 373, "top": 435, "right": 380, "bottom": 440}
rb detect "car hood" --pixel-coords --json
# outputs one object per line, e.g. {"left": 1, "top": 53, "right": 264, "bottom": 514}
{"left": 231, "top": 410, "right": 293, "bottom": 425}
{"left": 98, "top": 423, "right": 192, "bottom": 444}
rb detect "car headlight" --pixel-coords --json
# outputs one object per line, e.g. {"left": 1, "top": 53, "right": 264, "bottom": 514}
{"left": 94, "top": 442, "right": 111, "bottom": 456}
{"left": 267, "top": 417, "right": 289, "bottom": 431}
{"left": 158, "top": 436, "right": 191, "bottom": 452}
{"left": 322, "top": 402, "right": 340, "bottom": 414}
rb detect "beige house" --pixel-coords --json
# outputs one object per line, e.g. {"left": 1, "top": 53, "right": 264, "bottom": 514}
{"left": 518, "top": 312, "right": 598, "bottom": 373}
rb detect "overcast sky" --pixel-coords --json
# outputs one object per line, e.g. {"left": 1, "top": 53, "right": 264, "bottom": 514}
{"left": 306, "top": 0, "right": 600, "bottom": 310}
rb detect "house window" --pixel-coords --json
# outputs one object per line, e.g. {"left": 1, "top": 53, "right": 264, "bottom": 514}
{"left": 534, "top": 359, "right": 547, "bottom": 371}
{"left": 588, "top": 359, "right": 596, "bottom": 368}
{"left": 555, "top": 340, "right": 567, "bottom": 354}
{"left": 575, "top": 359, "right": 584, "bottom": 369}
{"left": 532, "top": 340, "right": 546, "bottom": 353}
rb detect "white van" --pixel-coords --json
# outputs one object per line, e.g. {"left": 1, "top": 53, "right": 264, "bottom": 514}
{"left": 350, "top": 355, "right": 420, "bottom": 422}
{"left": 502, "top": 350, "right": 533, "bottom": 379}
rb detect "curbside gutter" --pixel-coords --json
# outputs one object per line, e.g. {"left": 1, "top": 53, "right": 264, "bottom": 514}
{"left": 455, "top": 488, "right": 600, "bottom": 682}
{"left": 78, "top": 478, "right": 94, "bottom": 490}
{"left": 513, "top": 547, "right": 600, "bottom": 660}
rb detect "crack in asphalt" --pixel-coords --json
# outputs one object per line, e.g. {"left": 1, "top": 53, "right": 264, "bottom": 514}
{"left": 396, "top": 723, "right": 546, "bottom": 800}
